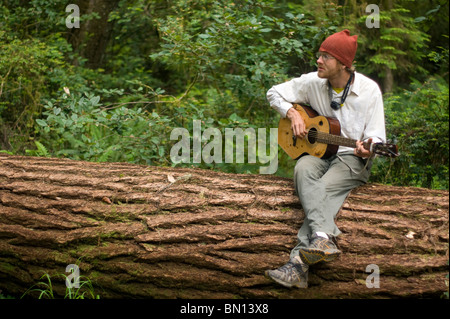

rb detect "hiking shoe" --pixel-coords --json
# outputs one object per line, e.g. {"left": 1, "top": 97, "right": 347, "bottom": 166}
{"left": 299, "top": 233, "right": 341, "bottom": 265}
{"left": 265, "top": 256, "right": 308, "bottom": 288}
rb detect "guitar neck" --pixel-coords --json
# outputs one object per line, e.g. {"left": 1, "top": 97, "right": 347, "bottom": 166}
{"left": 313, "top": 131, "right": 369, "bottom": 150}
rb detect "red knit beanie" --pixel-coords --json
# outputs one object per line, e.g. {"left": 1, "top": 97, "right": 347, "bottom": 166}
{"left": 319, "top": 29, "right": 358, "bottom": 68}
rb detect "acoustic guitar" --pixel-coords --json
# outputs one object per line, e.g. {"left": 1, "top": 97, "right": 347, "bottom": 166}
{"left": 278, "top": 104, "right": 399, "bottom": 159}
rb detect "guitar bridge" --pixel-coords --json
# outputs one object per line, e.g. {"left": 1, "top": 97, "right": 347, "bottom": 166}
{"left": 292, "top": 134, "right": 297, "bottom": 147}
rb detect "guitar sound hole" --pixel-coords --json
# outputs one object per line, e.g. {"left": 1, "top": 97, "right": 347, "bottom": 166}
{"left": 307, "top": 128, "right": 317, "bottom": 144}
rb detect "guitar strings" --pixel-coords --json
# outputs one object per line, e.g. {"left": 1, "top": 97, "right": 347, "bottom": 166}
{"left": 305, "top": 130, "right": 397, "bottom": 157}
{"left": 306, "top": 130, "right": 357, "bottom": 147}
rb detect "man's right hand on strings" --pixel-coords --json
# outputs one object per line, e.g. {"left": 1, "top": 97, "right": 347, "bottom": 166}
{"left": 286, "top": 107, "right": 307, "bottom": 139}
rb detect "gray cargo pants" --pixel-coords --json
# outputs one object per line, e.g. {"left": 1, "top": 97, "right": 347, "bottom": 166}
{"left": 290, "top": 152, "right": 371, "bottom": 259}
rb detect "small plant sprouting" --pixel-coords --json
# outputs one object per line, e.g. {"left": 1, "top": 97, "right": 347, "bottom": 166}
{"left": 21, "top": 272, "right": 100, "bottom": 299}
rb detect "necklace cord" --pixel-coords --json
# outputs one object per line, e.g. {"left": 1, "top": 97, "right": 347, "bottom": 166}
{"left": 329, "top": 72, "right": 354, "bottom": 109}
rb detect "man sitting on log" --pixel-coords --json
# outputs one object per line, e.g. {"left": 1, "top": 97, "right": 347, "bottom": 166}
{"left": 265, "top": 30, "right": 386, "bottom": 288}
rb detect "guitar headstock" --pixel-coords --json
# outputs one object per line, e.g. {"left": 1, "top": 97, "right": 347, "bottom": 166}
{"left": 372, "top": 143, "right": 399, "bottom": 158}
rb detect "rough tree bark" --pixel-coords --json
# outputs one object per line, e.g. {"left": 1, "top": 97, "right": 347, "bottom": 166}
{"left": 0, "top": 154, "right": 448, "bottom": 299}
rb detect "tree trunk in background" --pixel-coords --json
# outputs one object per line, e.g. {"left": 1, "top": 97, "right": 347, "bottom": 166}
{"left": 0, "top": 154, "right": 448, "bottom": 299}
{"left": 383, "top": 67, "right": 394, "bottom": 93}
{"left": 67, "top": 0, "right": 120, "bottom": 69}
{"left": 382, "top": 0, "right": 394, "bottom": 93}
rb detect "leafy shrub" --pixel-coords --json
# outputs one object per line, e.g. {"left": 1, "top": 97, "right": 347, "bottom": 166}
{"left": 33, "top": 90, "right": 173, "bottom": 165}
{"left": 371, "top": 76, "right": 449, "bottom": 189}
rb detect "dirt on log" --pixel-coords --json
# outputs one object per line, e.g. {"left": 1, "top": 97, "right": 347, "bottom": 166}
{"left": 0, "top": 154, "right": 448, "bottom": 299}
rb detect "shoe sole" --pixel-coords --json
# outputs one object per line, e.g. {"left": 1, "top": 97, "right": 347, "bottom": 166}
{"left": 264, "top": 270, "right": 308, "bottom": 289}
{"left": 299, "top": 248, "right": 341, "bottom": 265}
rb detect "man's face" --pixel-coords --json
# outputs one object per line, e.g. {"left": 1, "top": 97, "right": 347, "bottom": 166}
{"left": 316, "top": 51, "right": 343, "bottom": 79}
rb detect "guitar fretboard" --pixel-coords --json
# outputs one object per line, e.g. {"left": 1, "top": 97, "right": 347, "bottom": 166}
{"left": 309, "top": 131, "right": 370, "bottom": 150}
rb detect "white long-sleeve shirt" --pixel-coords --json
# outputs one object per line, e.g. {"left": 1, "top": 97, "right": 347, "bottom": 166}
{"left": 267, "top": 71, "right": 386, "bottom": 153}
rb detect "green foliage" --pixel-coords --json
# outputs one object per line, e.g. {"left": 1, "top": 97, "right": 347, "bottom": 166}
{"left": 0, "top": 291, "right": 15, "bottom": 299}
{"left": 35, "top": 90, "right": 172, "bottom": 165}
{"left": 26, "top": 141, "right": 50, "bottom": 157}
{"left": 341, "top": 1, "right": 433, "bottom": 90}
{"left": 363, "top": 8, "right": 430, "bottom": 71}
{"left": 0, "top": 0, "right": 77, "bottom": 150}
{"left": 371, "top": 76, "right": 449, "bottom": 189}
{"left": 150, "top": 0, "right": 324, "bottom": 118}
{"left": 0, "top": 0, "right": 449, "bottom": 189}
{"left": 0, "top": 32, "right": 69, "bottom": 151}
{"left": 21, "top": 272, "right": 100, "bottom": 299}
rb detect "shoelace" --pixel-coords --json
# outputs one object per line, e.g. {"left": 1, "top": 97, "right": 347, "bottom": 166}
{"left": 281, "top": 260, "right": 308, "bottom": 274}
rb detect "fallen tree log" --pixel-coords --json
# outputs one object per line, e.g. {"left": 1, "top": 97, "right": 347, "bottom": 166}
{"left": 0, "top": 154, "right": 448, "bottom": 299}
